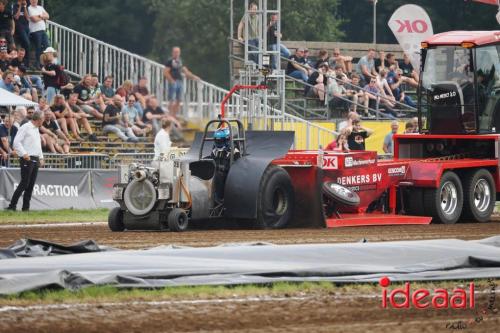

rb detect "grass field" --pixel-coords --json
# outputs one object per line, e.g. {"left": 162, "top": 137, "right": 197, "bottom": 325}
{"left": 0, "top": 209, "right": 108, "bottom": 224}
{"left": 2, "top": 279, "right": 498, "bottom": 304}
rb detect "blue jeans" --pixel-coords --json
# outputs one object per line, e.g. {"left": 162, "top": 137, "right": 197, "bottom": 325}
{"left": 248, "top": 38, "right": 259, "bottom": 64}
{"left": 288, "top": 70, "right": 308, "bottom": 82}
{"left": 30, "top": 75, "right": 44, "bottom": 92}
{"left": 269, "top": 44, "right": 291, "bottom": 69}
{"left": 45, "top": 86, "right": 58, "bottom": 105}
{"left": 403, "top": 95, "right": 416, "bottom": 108}
{"left": 15, "top": 28, "right": 30, "bottom": 65}
{"left": 168, "top": 80, "right": 183, "bottom": 102}
{"left": 30, "top": 30, "right": 49, "bottom": 68}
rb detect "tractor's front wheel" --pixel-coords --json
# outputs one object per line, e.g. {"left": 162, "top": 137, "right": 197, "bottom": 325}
{"left": 168, "top": 208, "right": 189, "bottom": 232}
{"left": 108, "top": 207, "right": 125, "bottom": 232}
{"left": 255, "top": 165, "right": 294, "bottom": 229}
{"left": 423, "top": 171, "right": 463, "bottom": 224}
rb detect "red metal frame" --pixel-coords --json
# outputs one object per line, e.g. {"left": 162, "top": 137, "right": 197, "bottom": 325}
{"left": 220, "top": 85, "right": 267, "bottom": 118}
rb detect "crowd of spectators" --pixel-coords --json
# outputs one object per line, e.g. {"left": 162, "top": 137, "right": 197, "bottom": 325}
{"left": 284, "top": 46, "right": 419, "bottom": 120}
{"left": 0, "top": 0, "right": 198, "bottom": 165}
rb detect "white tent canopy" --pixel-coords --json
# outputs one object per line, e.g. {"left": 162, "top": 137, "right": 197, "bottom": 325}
{"left": 0, "top": 88, "right": 38, "bottom": 107}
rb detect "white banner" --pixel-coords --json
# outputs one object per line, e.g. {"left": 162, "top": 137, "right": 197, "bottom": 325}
{"left": 388, "top": 4, "right": 434, "bottom": 71}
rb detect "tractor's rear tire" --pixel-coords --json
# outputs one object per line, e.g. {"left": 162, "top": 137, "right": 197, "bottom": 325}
{"left": 423, "top": 171, "right": 463, "bottom": 224}
{"left": 255, "top": 165, "right": 294, "bottom": 229}
{"left": 405, "top": 188, "right": 425, "bottom": 216}
{"left": 168, "top": 208, "right": 189, "bottom": 232}
{"left": 462, "top": 169, "right": 495, "bottom": 222}
{"left": 108, "top": 207, "right": 125, "bottom": 232}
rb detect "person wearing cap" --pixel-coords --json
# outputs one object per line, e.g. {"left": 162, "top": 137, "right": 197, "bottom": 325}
{"left": 6, "top": 110, "right": 45, "bottom": 211}
{"left": 40, "top": 48, "right": 61, "bottom": 104}
{"left": 27, "top": 0, "right": 49, "bottom": 69}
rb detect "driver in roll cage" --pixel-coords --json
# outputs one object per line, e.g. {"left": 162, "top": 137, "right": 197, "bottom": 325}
{"left": 211, "top": 126, "right": 240, "bottom": 203}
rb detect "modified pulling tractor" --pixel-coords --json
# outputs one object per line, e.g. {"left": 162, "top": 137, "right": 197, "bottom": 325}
{"left": 109, "top": 31, "right": 500, "bottom": 231}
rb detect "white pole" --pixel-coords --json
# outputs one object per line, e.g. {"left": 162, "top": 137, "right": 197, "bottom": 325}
{"left": 373, "top": 0, "right": 377, "bottom": 46}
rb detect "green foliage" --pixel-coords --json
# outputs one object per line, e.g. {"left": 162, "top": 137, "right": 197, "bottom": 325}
{"left": 44, "top": 0, "right": 499, "bottom": 86}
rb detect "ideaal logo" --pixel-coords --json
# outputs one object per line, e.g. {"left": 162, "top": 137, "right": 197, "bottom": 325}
{"left": 379, "top": 277, "right": 497, "bottom": 330}
{"left": 379, "top": 276, "right": 475, "bottom": 309}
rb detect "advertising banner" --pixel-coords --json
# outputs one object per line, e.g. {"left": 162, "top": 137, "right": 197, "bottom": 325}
{"left": 0, "top": 168, "right": 96, "bottom": 210}
{"left": 388, "top": 4, "right": 434, "bottom": 70}
{"left": 90, "top": 170, "right": 120, "bottom": 209}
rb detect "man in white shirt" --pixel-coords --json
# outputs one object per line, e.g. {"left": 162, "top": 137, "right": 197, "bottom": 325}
{"left": 6, "top": 110, "right": 44, "bottom": 211}
{"left": 154, "top": 118, "right": 172, "bottom": 159}
{"left": 27, "top": 0, "right": 49, "bottom": 68}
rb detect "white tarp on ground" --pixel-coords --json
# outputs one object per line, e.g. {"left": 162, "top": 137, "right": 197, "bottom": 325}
{"left": 1, "top": 236, "right": 500, "bottom": 295}
{"left": 0, "top": 88, "right": 38, "bottom": 107}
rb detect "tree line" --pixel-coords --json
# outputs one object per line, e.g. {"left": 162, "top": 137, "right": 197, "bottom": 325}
{"left": 45, "top": 0, "right": 498, "bottom": 87}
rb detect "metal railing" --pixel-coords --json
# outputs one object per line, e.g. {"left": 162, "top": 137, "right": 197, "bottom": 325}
{"left": 6, "top": 154, "right": 109, "bottom": 169}
{"left": 47, "top": 20, "right": 336, "bottom": 150}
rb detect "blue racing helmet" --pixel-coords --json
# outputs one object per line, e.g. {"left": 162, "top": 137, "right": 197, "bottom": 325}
{"left": 214, "top": 127, "right": 231, "bottom": 148}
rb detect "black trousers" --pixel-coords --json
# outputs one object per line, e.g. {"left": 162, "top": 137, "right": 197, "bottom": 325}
{"left": 9, "top": 157, "right": 40, "bottom": 211}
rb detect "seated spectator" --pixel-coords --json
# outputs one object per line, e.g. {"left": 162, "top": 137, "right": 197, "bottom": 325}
{"left": 330, "top": 48, "right": 353, "bottom": 74}
{"left": 387, "top": 68, "right": 416, "bottom": 108}
{"left": 376, "top": 69, "right": 398, "bottom": 119}
{"left": 314, "top": 49, "right": 329, "bottom": 69}
{"left": 410, "top": 117, "right": 419, "bottom": 133}
{"left": 12, "top": 106, "right": 26, "bottom": 127}
{"left": 303, "top": 48, "right": 314, "bottom": 68}
{"left": 0, "top": 70, "right": 20, "bottom": 94}
{"left": 154, "top": 118, "right": 172, "bottom": 159}
{"left": 116, "top": 80, "right": 133, "bottom": 99}
{"left": 399, "top": 53, "right": 419, "bottom": 88}
{"left": 0, "top": 113, "right": 17, "bottom": 165}
{"left": 19, "top": 105, "right": 33, "bottom": 125}
{"left": 100, "top": 75, "right": 115, "bottom": 103}
{"left": 363, "top": 78, "right": 380, "bottom": 118}
{"left": 37, "top": 97, "right": 49, "bottom": 112}
{"left": 374, "top": 50, "right": 390, "bottom": 73}
{"left": 333, "top": 64, "right": 350, "bottom": 82}
{"left": 15, "top": 65, "right": 38, "bottom": 102}
{"left": 143, "top": 96, "right": 182, "bottom": 140}
{"left": 74, "top": 74, "right": 104, "bottom": 119}
{"left": 355, "top": 48, "right": 377, "bottom": 86}
{"left": 50, "top": 94, "right": 83, "bottom": 141}
{"left": 344, "top": 74, "right": 367, "bottom": 114}
{"left": 67, "top": 92, "right": 98, "bottom": 141}
{"left": 343, "top": 119, "right": 373, "bottom": 151}
{"left": 122, "top": 94, "right": 151, "bottom": 137}
{"left": 102, "top": 95, "right": 138, "bottom": 142}
{"left": 40, "top": 109, "right": 71, "bottom": 153}
{"left": 12, "top": 1, "right": 30, "bottom": 67}
{"left": 0, "top": 45, "right": 9, "bottom": 72}
{"left": 89, "top": 73, "right": 106, "bottom": 110}
{"left": 383, "top": 121, "right": 399, "bottom": 154}
{"left": 305, "top": 62, "right": 328, "bottom": 102}
{"left": 327, "top": 74, "right": 350, "bottom": 114}
{"left": 132, "top": 76, "right": 150, "bottom": 110}
{"left": 285, "top": 48, "right": 308, "bottom": 82}
{"left": 386, "top": 53, "right": 399, "bottom": 70}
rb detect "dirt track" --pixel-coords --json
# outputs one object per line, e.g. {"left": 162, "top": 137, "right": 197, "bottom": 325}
{"left": 1, "top": 221, "right": 500, "bottom": 249}
{"left": 1, "top": 221, "right": 500, "bottom": 332}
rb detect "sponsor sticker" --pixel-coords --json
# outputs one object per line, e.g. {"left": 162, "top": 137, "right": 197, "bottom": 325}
{"left": 322, "top": 156, "right": 338, "bottom": 170}
{"left": 344, "top": 157, "right": 376, "bottom": 168}
{"left": 388, "top": 165, "right": 406, "bottom": 177}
